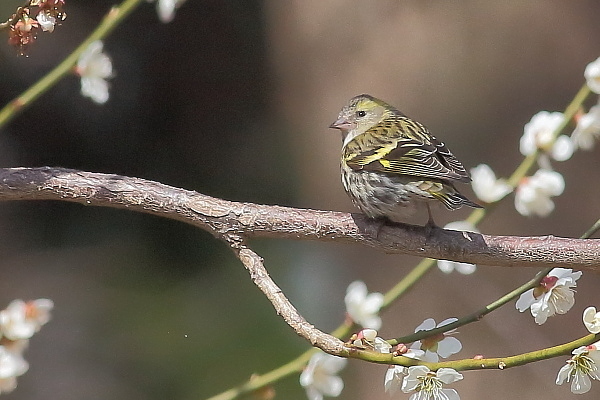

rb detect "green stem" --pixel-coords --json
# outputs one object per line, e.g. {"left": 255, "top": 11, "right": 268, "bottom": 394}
{"left": 351, "top": 333, "right": 600, "bottom": 371}
{"left": 0, "top": 0, "right": 145, "bottom": 129}
{"left": 389, "top": 267, "right": 551, "bottom": 345}
{"left": 382, "top": 258, "right": 436, "bottom": 307}
{"left": 391, "top": 217, "right": 598, "bottom": 345}
{"left": 466, "top": 83, "right": 592, "bottom": 227}
{"left": 582, "top": 218, "right": 600, "bottom": 239}
{"left": 442, "top": 333, "right": 600, "bottom": 371}
{"left": 205, "top": 350, "right": 316, "bottom": 400}
{"left": 507, "top": 83, "right": 590, "bottom": 187}
{"left": 204, "top": 258, "right": 433, "bottom": 400}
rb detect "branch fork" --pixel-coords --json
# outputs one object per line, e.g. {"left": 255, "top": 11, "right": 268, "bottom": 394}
{"left": 0, "top": 166, "right": 598, "bottom": 354}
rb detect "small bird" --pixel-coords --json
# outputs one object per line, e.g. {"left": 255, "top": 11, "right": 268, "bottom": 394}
{"left": 329, "top": 94, "right": 481, "bottom": 226}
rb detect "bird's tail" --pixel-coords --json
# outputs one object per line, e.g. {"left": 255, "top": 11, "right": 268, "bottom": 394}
{"left": 459, "top": 194, "right": 483, "bottom": 209}
{"left": 431, "top": 187, "right": 483, "bottom": 210}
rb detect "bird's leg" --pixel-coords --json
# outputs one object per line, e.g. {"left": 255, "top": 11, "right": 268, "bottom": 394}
{"left": 364, "top": 216, "right": 387, "bottom": 239}
{"left": 424, "top": 203, "right": 439, "bottom": 238}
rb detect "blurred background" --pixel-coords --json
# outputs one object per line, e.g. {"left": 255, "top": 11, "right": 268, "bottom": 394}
{"left": 0, "top": 0, "right": 599, "bottom": 399}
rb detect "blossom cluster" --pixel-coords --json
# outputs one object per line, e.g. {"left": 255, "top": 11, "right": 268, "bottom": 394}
{"left": 382, "top": 318, "right": 463, "bottom": 399}
{"left": 555, "top": 306, "right": 600, "bottom": 394}
{"left": 300, "top": 280, "right": 466, "bottom": 400}
{"left": 465, "top": 57, "right": 600, "bottom": 218}
{"left": 301, "top": 323, "right": 463, "bottom": 400}
{"left": 516, "top": 268, "right": 582, "bottom": 325}
{"left": 75, "top": 41, "right": 114, "bottom": 104}
{"left": 511, "top": 267, "right": 600, "bottom": 394}
{"left": 301, "top": 269, "right": 600, "bottom": 400}
{"left": 6, "top": 0, "right": 66, "bottom": 56}
{"left": 0, "top": 299, "right": 53, "bottom": 394}
{"left": 510, "top": 267, "right": 600, "bottom": 394}
{"left": 71, "top": 1, "right": 185, "bottom": 104}
{"left": 436, "top": 57, "right": 600, "bottom": 275}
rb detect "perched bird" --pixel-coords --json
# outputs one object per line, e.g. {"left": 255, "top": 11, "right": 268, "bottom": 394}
{"left": 329, "top": 94, "right": 481, "bottom": 226}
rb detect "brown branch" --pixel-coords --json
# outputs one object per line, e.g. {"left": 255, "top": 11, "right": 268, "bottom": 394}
{"left": 0, "top": 166, "right": 598, "bottom": 354}
{"left": 0, "top": 167, "right": 597, "bottom": 270}
{"left": 232, "top": 243, "right": 345, "bottom": 353}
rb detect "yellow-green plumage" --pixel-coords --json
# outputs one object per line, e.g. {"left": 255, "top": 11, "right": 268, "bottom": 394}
{"left": 330, "top": 94, "right": 481, "bottom": 224}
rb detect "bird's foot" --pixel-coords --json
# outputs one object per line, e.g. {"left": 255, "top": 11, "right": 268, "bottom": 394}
{"left": 423, "top": 218, "right": 440, "bottom": 239}
{"left": 423, "top": 203, "right": 440, "bottom": 240}
{"left": 364, "top": 217, "right": 388, "bottom": 240}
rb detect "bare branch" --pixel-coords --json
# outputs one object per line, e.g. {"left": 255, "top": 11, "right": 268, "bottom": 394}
{"left": 0, "top": 167, "right": 598, "bottom": 270}
{"left": 231, "top": 242, "right": 345, "bottom": 353}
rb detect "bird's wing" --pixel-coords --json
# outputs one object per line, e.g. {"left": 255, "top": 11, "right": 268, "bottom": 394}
{"left": 428, "top": 135, "right": 471, "bottom": 182}
{"left": 345, "top": 121, "right": 471, "bottom": 183}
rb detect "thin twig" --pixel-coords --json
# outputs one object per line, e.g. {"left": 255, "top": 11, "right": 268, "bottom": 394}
{"left": 350, "top": 333, "right": 600, "bottom": 370}
{"left": 230, "top": 241, "right": 345, "bottom": 353}
{"left": 391, "top": 218, "right": 600, "bottom": 344}
{"left": 0, "top": 0, "right": 144, "bottom": 128}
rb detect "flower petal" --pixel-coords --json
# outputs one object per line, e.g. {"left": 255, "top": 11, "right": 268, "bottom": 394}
{"left": 516, "top": 289, "right": 535, "bottom": 311}
{"left": 436, "top": 368, "right": 464, "bottom": 384}
{"left": 584, "top": 306, "right": 600, "bottom": 334}
{"left": 384, "top": 366, "right": 404, "bottom": 395}
{"left": 571, "top": 370, "right": 592, "bottom": 394}
{"left": 551, "top": 135, "right": 574, "bottom": 161}
{"left": 556, "top": 363, "right": 571, "bottom": 385}
{"left": 414, "top": 318, "right": 436, "bottom": 332}
{"left": 585, "top": 57, "right": 600, "bottom": 94}
{"left": 437, "top": 259, "right": 456, "bottom": 274}
{"left": 441, "top": 388, "right": 461, "bottom": 400}
{"left": 437, "top": 337, "right": 462, "bottom": 358}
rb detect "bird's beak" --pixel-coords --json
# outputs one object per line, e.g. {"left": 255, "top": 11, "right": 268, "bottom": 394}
{"left": 329, "top": 117, "right": 352, "bottom": 130}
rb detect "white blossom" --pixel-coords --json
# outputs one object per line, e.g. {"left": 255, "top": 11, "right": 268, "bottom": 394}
{"left": 551, "top": 135, "right": 575, "bottom": 161}
{"left": 584, "top": 307, "right": 600, "bottom": 334}
{"left": 520, "top": 111, "right": 574, "bottom": 161}
{"left": 157, "top": 0, "right": 179, "bottom": 23}
{"left": 514, "top": 169, "right": 564, "bottom": 217}
{"left": 470, "top": 164, "right": 512, "bottom": 204}
{"left": 411, "top": 318, "right": 462, "bottom": 362}
{"left": 401, "top": 366, "right": 463, "bottom": 400}
{"left": 344, "top": 281, "right": 384, "bottom": 330}
{"left": 384, "top": 365, "right": 406, "bottom": 395}
{"left": 383, "top": 349, "right": 425, "bottom": 395}
{"left": 0, "top": 346, "right": 28, "bottom": 394}
{"left": 556, "top": 343, "right": 600, "bottom": 394}
{"left": 352, "top": 329, "right": 392, "bottom": 353}
{"left": 516, "top": 268, "right": 582, "bottom": 325}
{"left": 437, "top": 221, "right": 478, "bottom": 275}
{"left": 36, "top": 11, "right": 56, "bottom": 32}
{"left": 76, "top": 40, "right": 113, "bottom": 104}
{"left": 300, "top": 352, "right": 346, "bottom": 400}
{"left": 147, "top": 0, "right": 186, "bottom": 23}
{"left": 572, "top": 104, "right": 600, "bottom": 150}
{"left": 0, "top": 299, "right": 53, "bottom": 340}
{"left": 584, "top": 57, "right": 600, "bottom": 94}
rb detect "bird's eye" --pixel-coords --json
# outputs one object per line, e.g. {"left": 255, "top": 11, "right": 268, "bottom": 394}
{"left": 356, "top": 110, "right": 367, "bottom": 118}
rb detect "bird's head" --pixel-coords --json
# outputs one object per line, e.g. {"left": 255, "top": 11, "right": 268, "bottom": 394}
{"left": 329, "top": 94, "right": 393, "bottom": 143}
